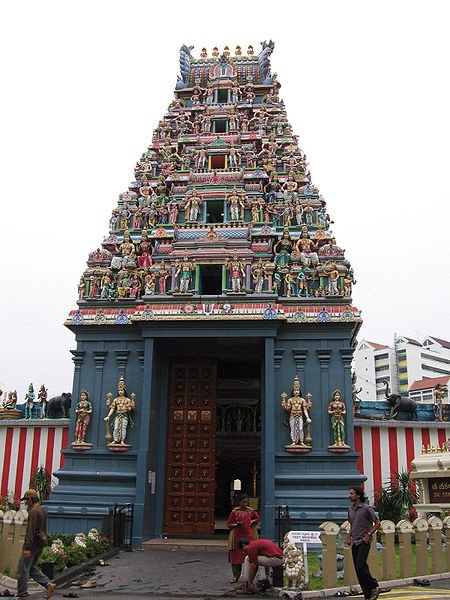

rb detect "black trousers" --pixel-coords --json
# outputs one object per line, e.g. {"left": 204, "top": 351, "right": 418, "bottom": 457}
{"left": 351, "top": 542, "right": 378, "bottom": 599}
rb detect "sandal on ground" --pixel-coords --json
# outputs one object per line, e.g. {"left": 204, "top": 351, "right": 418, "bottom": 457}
{"left": 63, "top": 594, "right": 79, "bottom": 598}
{"left": 414, "top": 578, "right": 430, "bottom": 586}
{"left": 80, "top": 581, "right": 97, "bottom": 589}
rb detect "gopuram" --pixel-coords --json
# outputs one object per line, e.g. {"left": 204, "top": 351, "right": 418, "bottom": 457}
{"left": 48, "top": 42, "right": 364, "bottom": 545}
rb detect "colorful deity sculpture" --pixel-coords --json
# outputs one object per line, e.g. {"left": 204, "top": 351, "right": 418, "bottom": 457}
{"left": 104, "top": 377, "right": 136, "bottom": 449}
{"left": 175, "top": 252, "right": 196, "bottom": 294}
{"left": 281, "top": 376, "right": 312, "bottom": 448}
{"left": 226, "top": 252, "right": 246, "bottom": 293}
{"left": 37, "top": 384, "right": 48, "bottom": 419}
{"left": 24, "top": 383, "right": 35, "bottom": 419}
{"left": 73, "top": 389, "right": 93, "bottom": 447}
{"left": 328, "top": 390, "right": 349, "bottom": 449}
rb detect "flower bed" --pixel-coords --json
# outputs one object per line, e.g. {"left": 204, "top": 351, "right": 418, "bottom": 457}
{"left": 39, "top": 529, "right": 111, "bottom": 574}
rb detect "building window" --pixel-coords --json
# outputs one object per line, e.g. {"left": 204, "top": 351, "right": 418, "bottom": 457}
{"left": 210, "top": 155, "right": 226, "bottom": 169}
{"left": 213, "top": 119, "right": 228, "bottom": 133}
{"left": 206, "top": 200, "right": 224, "bottom": 223}
{"left": 216, "top": 88, "right": 229, "bottom": 103}
{"left": 199, "top": 265, "right": 222, "bottom": 295}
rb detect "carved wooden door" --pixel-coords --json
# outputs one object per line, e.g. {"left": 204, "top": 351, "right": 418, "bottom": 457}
{"left": 164, "top": 361, "right": 216, "bottom": 535}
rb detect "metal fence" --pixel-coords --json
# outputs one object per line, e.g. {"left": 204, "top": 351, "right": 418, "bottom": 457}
{"left": 103, "top": 503, "right": 134, "bottom": 551}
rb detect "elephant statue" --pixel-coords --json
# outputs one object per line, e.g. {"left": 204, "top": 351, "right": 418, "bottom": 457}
{"left": 383, "top": 381, "right": 417, "bottom": 420}
{"left": 46, "top": 392, "right": 72, "bottom": 419}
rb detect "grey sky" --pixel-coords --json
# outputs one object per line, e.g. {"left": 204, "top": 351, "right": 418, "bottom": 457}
{"left": 1, "top": 0, "right": 448, "bottom": 400}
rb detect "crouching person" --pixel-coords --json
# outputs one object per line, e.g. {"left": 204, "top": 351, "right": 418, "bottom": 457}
{"left": 237, "top": 537, "right": 284, "bottom": 594}
{"left": 16, "top": 489, "right": 56, "bottom": 599}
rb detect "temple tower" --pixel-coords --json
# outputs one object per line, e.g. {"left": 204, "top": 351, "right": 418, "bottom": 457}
{"left": 47, "top": 42, "right": 364, "bottom": 545}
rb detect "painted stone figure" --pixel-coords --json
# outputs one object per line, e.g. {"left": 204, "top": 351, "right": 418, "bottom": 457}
{"left": 227, "top": 188, "right": 245, "bottom": 222}
{"left": 226, "top": 252, "right": 246, "bottom": 293}
{"left": 328, "top": 389, "right": 349, "bottom": 449}
{"left": 73, "top": 389, "right": 93, "bottom": 447}
{"left": 24, "top": 383, "right": 35, "bottom": 419}
{"left": 252, "top": 259, "right": 267, "bottom": 293}
{"left": 37, "top": 384, "right": 48, "bottom": 419}
{"left": 104, "top": 377, "right": 136, "bottom": 449}
{"left": 274, "top": 227, "right": 293, "bottom": 268}
{"left": 281, "top": 376, "right": 311, "bottom": 447}
{"left": 137, "top": 229, "right": 153, "bottom": 268}
{"left": 175, "top": 252, "right": 196, "bottom": 294}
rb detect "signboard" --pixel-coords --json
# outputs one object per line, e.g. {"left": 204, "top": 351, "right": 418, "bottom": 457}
{"left": 288, "top": 530, "right": 322, "bottom": 545}
{"left": 428, "top": 478, "right": 450, "bottom": 503}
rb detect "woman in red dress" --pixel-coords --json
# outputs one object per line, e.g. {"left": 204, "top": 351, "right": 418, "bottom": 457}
{"left": 227, "top": 494, "right": 260, "bottom": 582}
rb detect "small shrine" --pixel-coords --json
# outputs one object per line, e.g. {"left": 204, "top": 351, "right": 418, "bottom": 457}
{"left": 411, "top": 444, "right": 450, "bottom": 512}
{"left": 47, "top": 42, "right": 363, "bottom": 545}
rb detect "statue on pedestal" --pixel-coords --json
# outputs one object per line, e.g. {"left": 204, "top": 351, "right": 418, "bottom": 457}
{"left": 104, "top": 377, "right": 136, "bottom": 451}
{"left": 281, "top": 376, "right": 312, "bottom": 449}
{"left": 175, "top": 251, "right": 196, "bottom": 294}
{"left": 328, "top": 389, "right": 350, "bottom": 450}
{"left": 73, "top": 389, "right": 93, "bottom": 449}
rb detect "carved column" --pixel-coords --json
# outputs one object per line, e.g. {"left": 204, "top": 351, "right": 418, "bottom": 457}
{"left": 396, "top": 519, "right": 413, "bottom": 578}
{"left": 115, "top": 350, "right": 130, "bottom": 378}
{"left": 320, "top": 521, "right": 340, "bottom": 589}
{"left": 316, "top": 349, "right": 332, "bottom": 449}
{"left": 428, "top": 515, "right": 443, "bottom": 574}
{"left": 443, "top": 516, "right": 450, "bottom": 571}
{"left": 93, "top": 350, "right": 108, "bottom": 448}
{"left": 340, "top": 348, "right": 355, "bottom": 448}
{"left": 380, "top": 520, "right": 396, "bottom": 580}
{"left": 341, "top": 521, "right": 357, "bottom": 586}
{"left": 69, "top": 350, "right": 85, "bottom": 442}
{"left": 292, "top": 349, "right": 308, "bottom": 386}
{"left": 412, "top": 517, "right": 428, "bottom": 576}
{"left": 274, "top": 349, "right": 284, "bottom": 370}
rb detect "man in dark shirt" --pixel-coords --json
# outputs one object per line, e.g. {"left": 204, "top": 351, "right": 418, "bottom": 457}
{"left": 237, "top": 538, "right": 284, "bottom": 594}
{"left": 16, "top": 489, "right": 56, "bottom": 599}
{"left": 347, "top": 486, "right": 380, "bottom": 600}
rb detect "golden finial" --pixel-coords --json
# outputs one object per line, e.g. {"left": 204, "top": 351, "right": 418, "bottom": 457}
{"left": 247, "top": 44, "right": 254, "bottom": 56}
{"left": 223, "top": 46, "right": 230, "bottom": 57}
{"left": 427, "top": 444, "right": 431, "bottom": 454}
{"left": 212, "top": 47, "right": 219, "bottom": 58}
{"left": 235, "top": 45, "right": 242, "bottom": 56}
{"left": 200, "top": 47, "right": 207, "bottom": 58}
{"left": 422, "top": 445, "right": 426, "bottom": 454}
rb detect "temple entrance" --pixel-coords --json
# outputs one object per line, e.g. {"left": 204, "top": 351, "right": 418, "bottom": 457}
{"left": 163, "top": 357, "right": 261, "bottom": 536}
{"left": 164, "top": 361, "right": 217, "bottom": 535}
{"left": 215, "top": 360, "right": 261, "bottom": 526}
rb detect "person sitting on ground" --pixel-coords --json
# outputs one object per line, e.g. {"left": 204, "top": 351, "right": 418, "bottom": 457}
{"left": 237, "top": 537, "right": 284, "bottom": 594}
{"left": 16, "top": 489, "right": 56, "bottom": 599}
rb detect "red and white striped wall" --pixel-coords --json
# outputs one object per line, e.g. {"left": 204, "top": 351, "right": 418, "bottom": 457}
{"left": 0, "top": 421, "right": 69, "bottom": 501}
{"left": 354, "top": 420, "right": 450, "bottom": 501}
{"left": 1, "top": 419, "right": 449, "bottom": 506}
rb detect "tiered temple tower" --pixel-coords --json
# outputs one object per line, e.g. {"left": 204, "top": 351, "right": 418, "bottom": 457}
{"left": 48, "top": 42, "right": 364, "bottom": 545}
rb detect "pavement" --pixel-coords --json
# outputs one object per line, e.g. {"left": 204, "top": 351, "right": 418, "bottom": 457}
{"left": 3, "top": 548, "right": 450, "bottom": 600}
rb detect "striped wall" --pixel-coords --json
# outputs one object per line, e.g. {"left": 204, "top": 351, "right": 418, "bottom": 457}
{"left": 1, "top": 419, "right": 449, "bottom": 507}
{"left": 0, "top": 420, "right": 69, "bottom": 501}
{"left": 354, "top": 419, "right": 450, "bottom": 502}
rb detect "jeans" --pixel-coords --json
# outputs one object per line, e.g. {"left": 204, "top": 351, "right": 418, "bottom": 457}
{"left": 17, "top": 547, "right": 50, "bottom": 597}
{"left": 351, "top": 542, "right": 378, "bottom": 599}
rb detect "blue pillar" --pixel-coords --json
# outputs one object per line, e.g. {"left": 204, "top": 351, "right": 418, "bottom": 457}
{"left": 93, "top": 350, "right": 108, "bottom": 447}
{"left": 316, "top": 349, "right": 332, "bottom": 449}
{"left": 262, "top": 336, "right": 275, "bottom": 540}
{"left": 69, "top": 350, "right": 85, "bottom": 444}
{"left": 134, "top": 337, "right": 154, "bottom": 546}
{"left": 340, "top": 348, "right": 355, "bottom": 449}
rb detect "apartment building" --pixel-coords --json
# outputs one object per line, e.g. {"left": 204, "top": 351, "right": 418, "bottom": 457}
{"left": 354, "top": 335, "right": 450, "bottom": 401}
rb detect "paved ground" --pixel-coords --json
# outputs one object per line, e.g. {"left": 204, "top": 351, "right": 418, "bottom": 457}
{"left": 7, "top": 549, "right": 450, "bottom": 600}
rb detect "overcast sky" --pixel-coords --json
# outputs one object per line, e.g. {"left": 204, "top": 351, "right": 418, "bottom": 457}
{"left": 1, "top": 0, "right": 449, "bottom": 400}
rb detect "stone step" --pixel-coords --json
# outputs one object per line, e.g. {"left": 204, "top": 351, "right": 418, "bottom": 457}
{"left": 142, "top": 537, "right": 228, "bottom": 552}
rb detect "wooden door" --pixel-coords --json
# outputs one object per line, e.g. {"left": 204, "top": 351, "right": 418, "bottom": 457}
{"left": 164, "top": 361, "right": 216, "bottom": 535}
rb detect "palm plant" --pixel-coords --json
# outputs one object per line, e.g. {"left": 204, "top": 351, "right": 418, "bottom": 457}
{"left": 374, "top": 469, "right": 420, "bottom": 523}
{"left": 29, "top": 466, "right": 52, "bottom": 501}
